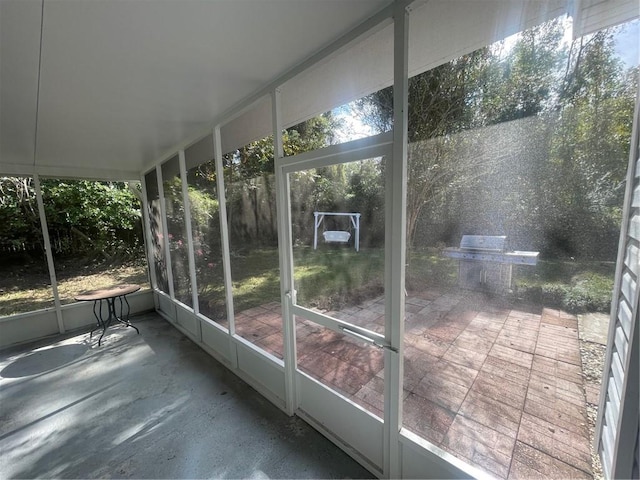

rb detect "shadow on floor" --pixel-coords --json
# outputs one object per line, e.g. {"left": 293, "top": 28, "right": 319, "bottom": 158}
{"left": 0, "top": 314, "right": 373, "bottom": 480}
{"left": 1, "top": 343, "right": 89, "bottom": 378}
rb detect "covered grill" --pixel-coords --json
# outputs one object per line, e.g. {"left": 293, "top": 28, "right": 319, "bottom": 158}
{"left": 443, "top": 235, "right": 539, "bottom": 291}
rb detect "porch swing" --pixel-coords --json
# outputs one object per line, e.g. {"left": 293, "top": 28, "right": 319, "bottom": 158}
{"left": 313, "top": 212, "right": 361, "bottom": 252}
{"left": 323, "top": 229, "right": 351, "bottom": 244}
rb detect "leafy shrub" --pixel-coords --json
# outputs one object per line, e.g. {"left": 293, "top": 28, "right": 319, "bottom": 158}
{"left": 541, "top": 283, "right": 569, "bottom": 306}
{"left": 516, "top": 271, "right": 614, "bottom": 313}
{"left": 563, "top": 273, "right": 614, "bottom": 313}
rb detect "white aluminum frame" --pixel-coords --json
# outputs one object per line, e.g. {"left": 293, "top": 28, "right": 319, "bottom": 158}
{"left": 179, "top": 149, "right": 200, "bottom": 315}
{"left": 156, "top": 164, "right": 175, "bottom": 299}
{"left": 140, "top": 172, "right": 160, "bottom": 313}
{"left": 274, "top": 87, "right": 299, "bottom": 415}
{"left": 385, "top": 3, "right": 409, "bottom": 477}
{"left": 277, "top": 133, "right": 397, "bottom": 476}
{"left": 33, "top": 173, "right": 65, "bottom": 333}
{"left": 213, "top": 126, "right": 239, "bottom": 367}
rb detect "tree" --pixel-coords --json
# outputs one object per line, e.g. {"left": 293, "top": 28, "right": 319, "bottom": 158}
{"left": 222, "top": 114, "right": 340, "bottom": 247}
{"left": 0, "top": 177, "right": 41, "bottom": 253}
{"left": 353, "top": 16, "right": 637, "bottom": 259}
{"left": 480, "top": 19, "right": 565, "bottom": 124}
{"left": 355, "top": 48, "right": 497, "bottom": 247}
{"left": 0, "top": 178, "right": 143, "bottom": 263}
{"left": 542, "top": 28, "right": 637, "bottom": 258}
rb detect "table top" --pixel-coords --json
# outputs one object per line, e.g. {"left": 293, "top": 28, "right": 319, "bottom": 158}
{"left": 75, "top": 284, "right": 141, "bottom": 302}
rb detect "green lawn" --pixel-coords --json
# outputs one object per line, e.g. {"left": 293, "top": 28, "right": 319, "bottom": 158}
{"left": 294, "top": 246, "right": 385, "bottom": 310}
{"left": 212, "top": 246, "right": 386, "bottom": 313}
{"left": 0, "top": 246, "right": 615, "bottom": 318}
{"left": 219, "top": 245, "right": 615, "bottom": 314}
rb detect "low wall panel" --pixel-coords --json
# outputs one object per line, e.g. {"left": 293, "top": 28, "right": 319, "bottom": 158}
{"left": 0, "top": 310, "right": 60, "bottom": 349}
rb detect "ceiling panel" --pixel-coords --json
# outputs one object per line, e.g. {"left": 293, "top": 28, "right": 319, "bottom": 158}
{"left": 0, "top": 0, "right": 42, "bottom": 171}
{"left": 0, "top": 0, "right": 389, "bottom": 180}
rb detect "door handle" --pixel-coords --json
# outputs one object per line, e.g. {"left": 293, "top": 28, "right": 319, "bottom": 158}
{"left": 285, "top": 289, "right": 297, "bottom": 305}
{"left": 340, "top": 326, "right": 398, "bottom": 353}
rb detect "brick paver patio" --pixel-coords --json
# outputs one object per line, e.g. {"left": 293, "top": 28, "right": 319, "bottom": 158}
{"left": 232, "top": 288, "right": 594, "bottom": 479}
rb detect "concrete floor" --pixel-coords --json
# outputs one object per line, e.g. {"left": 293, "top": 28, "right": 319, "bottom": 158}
{"left": 0, "top": 313, "right": 373, "bottom": 479}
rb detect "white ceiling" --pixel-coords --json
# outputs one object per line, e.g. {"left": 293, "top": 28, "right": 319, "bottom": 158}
{"left": 0, "top": 0, "right": 390, "bottom": 180}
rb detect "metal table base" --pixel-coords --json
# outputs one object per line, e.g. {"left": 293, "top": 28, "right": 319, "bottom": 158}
{"left": 76, "top": 284, "right": 141, "bottom": 346}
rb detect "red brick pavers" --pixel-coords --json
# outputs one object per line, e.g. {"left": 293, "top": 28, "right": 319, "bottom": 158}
{"left": 403, "top": 294, "right": 592, "bottom": 479}
{"left": 234, "top": 291, "right": 593, "bottom": 479}
{"left": 234, "top": 302, "right": 284, "bottom": 358}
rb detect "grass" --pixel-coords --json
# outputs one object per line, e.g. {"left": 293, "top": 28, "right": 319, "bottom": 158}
{"left": 202, "top": 246, "right": 385, "bottom": 315}
{"left": 404, "top": 248, "right": 615, "bottom": 314}
{"left": 230, "top": 248, "right": 282, "bottom": 312}
{"left": 294, "top": 246, "right": 385, "bottom": 310}
{"left": 406, "top": 249, "right": 459, "bottom": 291}
{"left": 0, "top": 259, "right": 150, "bottom": 317}
{"left": 0, "top": 246, "right": 616, "bottom": 319}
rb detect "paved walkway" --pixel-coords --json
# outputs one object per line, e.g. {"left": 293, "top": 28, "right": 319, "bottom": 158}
{"left": 233, "top": 288, "right": 594, "bottom": 479}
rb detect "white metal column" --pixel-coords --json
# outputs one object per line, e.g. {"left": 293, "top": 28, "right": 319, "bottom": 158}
{"left": 384, "top": 2, "right": 409, "bottom": 478}
{"left": 274, "top": 87, "right": 298, "bottom": 416}
{"left": 351, "top": 214, "right": 361, "bottom": 252}
{"left": 213, "top": 126, "right": 239, "bottom": 367}
{"left": 313, "top": 212, "right": 323, "bottom": 250}
{"left": 179, "top": 149, "right": 201, "bottom": 325}
{"left": 156, "top": 164, "right": 175, "bottom": 299}
{"left": 33, "top": 173, "right": 65, "bottom": 334}
{"left": 140, "top": 176, "right": 159, "bottom": 309}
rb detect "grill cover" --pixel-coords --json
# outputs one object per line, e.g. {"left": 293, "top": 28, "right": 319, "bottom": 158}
{"left": 443, "top": 235, "right": 539, "bottom": 291}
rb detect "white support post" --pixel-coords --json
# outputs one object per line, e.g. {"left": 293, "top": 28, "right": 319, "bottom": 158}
{"left": 214, "top": 127, "right": 237, "bottom": 345}
{"left": 127, "top": 181, "right": 154, "bottom": 294}
{"left": 313, "top": 212, "right": 319, "bottom": 250}
{"left": 140, "top": 175, "right": 159, "bottom": 310}
{"left": 274, "top": 87, "right": 298, "bottom": 415}
{"left": 384, "top": 2, "right": 409, "bottom": 478}
{"left": 179, "top": 150, "right": 200, "bottom": 318}
{"left": 33, "top": 174, "right": 65, "bottom": 334}
{"left": 313, "top": 212, "right": 325, "bottom": 250}
{"left": 157, "top": 165, "right": 175, "bottom": 299}
{"left": 350, "top": 213, "right": 361, "bottom": 252}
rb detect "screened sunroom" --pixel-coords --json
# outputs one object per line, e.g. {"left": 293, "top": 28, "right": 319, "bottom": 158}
{"left": 1, "top": 0, "right": 638, "bottom": 478}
